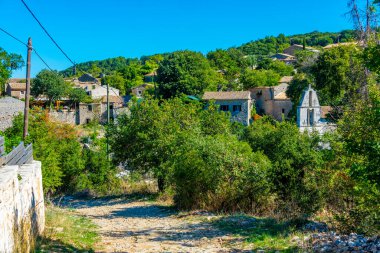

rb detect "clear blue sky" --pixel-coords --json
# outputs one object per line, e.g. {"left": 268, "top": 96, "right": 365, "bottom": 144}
{"left": 0, "top": 0, "right": 352, "bottom": 77}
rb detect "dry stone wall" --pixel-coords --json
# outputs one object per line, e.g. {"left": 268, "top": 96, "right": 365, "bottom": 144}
{"left": 0, "top": 97, "right": 24, "bottom": 131}
{"left": 0, "top": 161, "right": 44, "bottom": 253}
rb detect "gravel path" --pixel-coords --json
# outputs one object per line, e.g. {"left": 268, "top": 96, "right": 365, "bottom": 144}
{"left": 61, "top": 197, "right": 250, "bottom": 253}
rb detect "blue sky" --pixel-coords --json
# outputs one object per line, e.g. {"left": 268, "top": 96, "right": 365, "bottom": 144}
{"left": 0, "top": 0, "right": 352, "bottom": 77}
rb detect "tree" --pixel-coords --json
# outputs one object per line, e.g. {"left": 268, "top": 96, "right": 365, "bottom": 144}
{"left": 156, "top": 50, "right": 220, "bottom": 98}
{"left": 101, "top": 72, "right": 125, "bottom": 94}
{"left": 286, "top": 73, "right": 312, "bottom": 116}
{"left": 240, "top": 69, "right": 280, "bottom": 89}
{"left": 243, "top": 118, "right": 324, "bottom": 218}
{"left": 0, "top": 48, "right": 24, "bottom": 94}
{"left": 257, "top": 59, "right": 294, "bottom": 76}
{"left": 311, "top": 45, "right": 366, "bottom": 105}
{"left": 32, "top": 70, "right": 69, "bottom": 106}
{"left": 120, "top": 62, "right": 144, "bottom": 94}
{"left": 68, "top": 87, "right": 92, "bottom": 107}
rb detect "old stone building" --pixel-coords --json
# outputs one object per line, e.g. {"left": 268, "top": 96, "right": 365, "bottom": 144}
{"left": 5, "top": 82, "right": 26, "bottom": 99}
{"left": 131, "top": 83, "right": 153, "bottom": 98}
{"left": 203, "top": 91, "right": 253, "bottom": 126}
{"left": 297, "top": 85, "right": 335, "bottom": 134}
{"left": 250, "top": 76, "right": 293, "bottom": 121}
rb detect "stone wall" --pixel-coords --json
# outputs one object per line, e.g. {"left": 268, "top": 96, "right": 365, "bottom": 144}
{"left": 49, "top": 111, "right": 77, "bottom": 125}
{"left": 0, "top": 161, "right": 45, "bottom": 253}
{"left": 0, "top": 97, "right": 24, "bottom": 131}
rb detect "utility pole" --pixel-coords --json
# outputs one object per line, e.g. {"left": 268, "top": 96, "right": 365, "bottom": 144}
{"left": 23, "top": 37, "right": 32, "bottom": 141}
{"left": 106, "top": 78, "right": 110, "bottom": 161}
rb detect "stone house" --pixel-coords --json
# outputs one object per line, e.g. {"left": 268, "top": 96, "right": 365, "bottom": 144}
{"left": 69, "top": 74, "right": 120, "bottom": 99}
{"left": 297, "top": 85, "right": 335, "bottom": 134}
{"left": 131, "top": 83, "right": 153, "bottom": 98}
{"left": 5, "top": 82, "right": 26, "bottom": 99}
{"left": 202, "top": 91, "right": 253, "bottom": 126}
{"left": 250, "top": 76, "right": 293, "bottom": 121}
{"left": 143, "top": 72, "right": 157, "bottom": 83}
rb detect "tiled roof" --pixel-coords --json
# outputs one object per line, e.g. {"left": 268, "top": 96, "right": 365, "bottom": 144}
{"left": 203, "top": 91, "right": 251, "bottom": 100}
{"left": 279, "top": 76, "right": 293, "bottom": 83}
{"left": 274, "top": 92, "right": 289, "bottom": 100}
{"left": 101, "top": 95, "right": 123, "bottom": 103}
{"left": 8, "top": 83, "right": 26, "bottom": 91}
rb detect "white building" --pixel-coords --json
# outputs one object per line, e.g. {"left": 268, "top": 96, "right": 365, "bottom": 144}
{"left": 297, "top": 85, "right": 336, "bottom": 134}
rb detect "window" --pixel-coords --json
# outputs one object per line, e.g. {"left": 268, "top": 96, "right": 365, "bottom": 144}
{"left": 20, "top": 91, "right": 25, "bottom": 95}
{"left": 220, "top": 105, "right": 229, "bottom": 111}
{"left": 282, "top": 108, "right": 285, "bottom": 114}
{"left": 92, "top": 85, "right": 96, "bottom": 89}
{"left": 233, "top": 105, "right": 242, "bottom": 112}
{"left": 88, "top": 104, "right": 93, "bottom": 112}
{"left": 138, "top": 90, "right": 142, "bottom": 95}
{"left": 86, "top": 118, "right": 91, "bottom": 124}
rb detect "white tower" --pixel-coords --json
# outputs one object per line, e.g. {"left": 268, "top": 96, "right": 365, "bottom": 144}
{"left": 297, "top": 85, "right": 322, "bottom": 132}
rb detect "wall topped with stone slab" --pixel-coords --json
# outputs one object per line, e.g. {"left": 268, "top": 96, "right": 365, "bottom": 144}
{"left": 0, "top": 161, "right": 44, "bottom": 253}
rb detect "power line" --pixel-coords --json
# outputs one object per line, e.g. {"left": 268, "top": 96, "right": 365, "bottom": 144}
{"left": 20, "top": 0, "right": 76, "bottom": 66}
{"left": 0, "top": 26, "right": 54, "bottom": 71}
{"left": 0, "top": 27, "right": 27, "bottom": 46}
{"left": 33, "top": 49, "right": 54, "bottom": 71}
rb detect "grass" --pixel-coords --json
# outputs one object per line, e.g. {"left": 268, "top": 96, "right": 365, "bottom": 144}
{"left": 35, "top": 205, "right": 99, "bottom": 253}
{"left": 212, "top": 215, "right": 309, "bottom": 252}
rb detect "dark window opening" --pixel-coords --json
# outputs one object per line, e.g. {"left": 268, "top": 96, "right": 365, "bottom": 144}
{"left": 86, "top": 118, "right": 91, "bottom": 124}
{"left": 220, "top": 105, "right": 229, "bottom": 111}
{"left": 233, "top": 105, "right": 242, "bottom": 112}
{"left": 309, "top": 90, "right": 313, "bottom": 106}
{"left": 88, "top": 104, "right": 93, "bottom": 111}
{"left": 282, "top": 108, "right": 285, "bottom": 114}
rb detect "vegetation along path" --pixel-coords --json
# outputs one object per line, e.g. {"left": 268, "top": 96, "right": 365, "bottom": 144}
{"left": 60, "top": 196, "right": 287, "bottom": 253}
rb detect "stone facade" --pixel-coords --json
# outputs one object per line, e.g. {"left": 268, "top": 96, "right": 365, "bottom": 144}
{"left": 0, "top": 161, "right": 45, "bottom": 252}
{"left": 203, "top": 91, "right": 253, "bottom": 126}
{"left": 250, "top": 82, "right": 293, "bottom": 121}
{"left": 0, "top": 97, "right": 25, "bottom": 131}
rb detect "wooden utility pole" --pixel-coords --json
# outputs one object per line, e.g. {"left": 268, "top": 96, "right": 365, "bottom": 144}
{"left": 106, "top": 80, "right": 110, "bottom": 161}
{"left": 23, "top": 37, "right": 32, "bottom": 141}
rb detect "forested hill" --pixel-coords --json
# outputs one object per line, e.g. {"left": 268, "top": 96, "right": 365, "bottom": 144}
{"left": 236, "top": 30, "right": 356, "bottom": 55}
{"left": 60, "top": 30, "right": 356, "bottom": 77}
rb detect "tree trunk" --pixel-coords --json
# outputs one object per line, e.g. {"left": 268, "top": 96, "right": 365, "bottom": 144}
{"left": 157, "top": 176, "right": 165, "bottom": 192}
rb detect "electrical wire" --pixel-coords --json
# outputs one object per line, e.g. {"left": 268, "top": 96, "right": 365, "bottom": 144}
{"left": 0, "top": 26, "right": 54, "bottom": 71}
{"left": 20, "top": 0, "right": 76, "bottom": 66}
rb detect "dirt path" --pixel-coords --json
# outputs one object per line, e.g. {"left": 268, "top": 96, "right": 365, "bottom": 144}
{"left": 61, "top": 197, "right": 250, "bottom": 253}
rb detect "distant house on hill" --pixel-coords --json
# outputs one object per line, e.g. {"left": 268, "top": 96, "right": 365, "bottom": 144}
{"left": 270, "top": 53, "right": 296, "bottom": 65}
{"left": 144, "top": 72, "right": 157, "bottom": 83}
{"left": 202, "top": 91, "right": 253, "bottom": 126}
{"left": 250, "top": 76, "right": 293, "bottom": 121}
{"left": 283, "top": 44, "right": 320, "bottom": 56}
{"left": 131, "top": 83, "right": 153, "bottom": 98}
{"left": 297, "top": 85, "right": 335, "bottom": 134}
{"left": 5, "top": 82, "right": 26, "bottom": 99}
